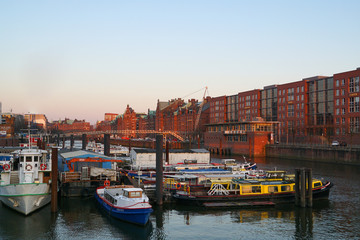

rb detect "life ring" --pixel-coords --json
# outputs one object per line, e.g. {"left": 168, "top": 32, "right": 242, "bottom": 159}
{"left": 40, "top": 164, "right": 47, "bottom": 171}
{"left": 104, "top": 180, "right": 110, "bottom": 187}
{"left": 176, "top": 182, "right": 181, "bottom": 190}
{"left": 3, "top": 164, "right": 10, "bottom": 171}
{"left": 25, "top": 164, "right": 32, "bottom": 171}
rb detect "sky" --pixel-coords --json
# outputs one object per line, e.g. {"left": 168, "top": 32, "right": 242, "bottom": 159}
{"left": 1, "top": 1, "right": 359, "bottom": 124}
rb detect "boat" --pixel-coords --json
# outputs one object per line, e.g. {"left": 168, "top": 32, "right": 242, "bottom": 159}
{"left": 0, "top": 148, "right": 52, "bottom": 215}
{"left": 95, "top": 185, "right": 153, "bottom": 226}
{"left": 172, "top": 177, "right": 333, "bottom": 206}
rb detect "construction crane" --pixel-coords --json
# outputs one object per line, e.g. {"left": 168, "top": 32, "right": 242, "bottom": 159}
{"left": 194, "top": 86, "right": 209, "bottom": 132}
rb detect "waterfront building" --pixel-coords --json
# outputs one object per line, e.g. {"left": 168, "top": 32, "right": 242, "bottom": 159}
{"left": 0, "top": 113, "right": 15, "bottom": 137}
{"left": 104, "top": 113, "right": 118, "bottom": 122}
{"left": 238, "top": 89, "right": 261, "bottom": 121}
{"left": 276, "top": 79, "right": 308, "bottom": 143}
{"left": 49, "top": 118, "right": 91, "bottom": 133}
{"left": 24, "top": 114, "right": 48, "bottom": 130}
{"left": 333, "top": 68, "right": 360, "bottom": 144}
{"left": 205, "top": 67, "right": 360, "bottom": 149}
{"left": 260, "top": 85, "right": 278, "bottom": 121}
{"left": 156, "top": 98, "right": 210, "bottom": 140}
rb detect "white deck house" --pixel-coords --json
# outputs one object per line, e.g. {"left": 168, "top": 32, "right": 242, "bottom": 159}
{"left": 129, "top": 148, "right": 210, "bottom": 169}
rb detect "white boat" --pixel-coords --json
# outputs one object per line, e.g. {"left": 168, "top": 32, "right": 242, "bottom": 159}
{"left": 0, "top": 148, "right": 52, "bottom": 215}
{"left": 95, "top": 185, "right": 153, "bottom": 225}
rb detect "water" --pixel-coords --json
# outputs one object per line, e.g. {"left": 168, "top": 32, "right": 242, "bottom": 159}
{"left": 0, "top": 157, "right": 359, "bottom": 240}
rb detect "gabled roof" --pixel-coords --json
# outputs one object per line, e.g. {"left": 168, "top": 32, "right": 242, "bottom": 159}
{"left": 59, "top": 150, "right": 113, "bottom": 160}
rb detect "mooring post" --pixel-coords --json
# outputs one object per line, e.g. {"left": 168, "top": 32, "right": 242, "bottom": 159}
{"left": 70, "top": 135, "right": 74, "bottom": 151}
{"left": 62, "top": 135, "right": 65, "bottom": 149}
{"left": 156, "top": 134, "right": 163, "bottom": 205}
{"left": 51, "top": 147, "right": 58, "bottom": 213}
{"left": 301, "top": 168, "right": 306, "bottom": 208}
{"left": 82, "top": 134, "right": 87, "bottom": 150}
{"left": 165, "top": 140, "right": 169, "bottom": 165}
{"left": 57, "top": 134, "right": 60, "bottom": 146}
{"left": 104, "top": 134, "right": 110, "bottom": 156}
{"left": 307, "top": 169, "right": 313, "bottom": 207}
{"left": 295, "top": 169, "right": 300, "bottom": 206}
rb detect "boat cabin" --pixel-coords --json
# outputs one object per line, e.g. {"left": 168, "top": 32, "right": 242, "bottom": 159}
{"left": 0, "top": 149, "right": 50, "bottom": 185}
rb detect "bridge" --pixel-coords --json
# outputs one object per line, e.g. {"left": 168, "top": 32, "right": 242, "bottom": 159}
{"left": 62, "top": 130, "right": 185, "bottom": 142}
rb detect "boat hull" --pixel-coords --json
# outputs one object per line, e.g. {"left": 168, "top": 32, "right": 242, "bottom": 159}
{"left": 95, "top": 190, "right": 152, "bottom": 226}
{"left": 0, "top": 183, "right": 51, "bottom": 215}
{"left": 173, "top": 182, "right": 333, "bottom": 206}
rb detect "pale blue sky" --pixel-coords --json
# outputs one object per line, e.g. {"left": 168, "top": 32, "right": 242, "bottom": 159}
{"left": 1, "top": 1, "right": 359, "bottom": 124}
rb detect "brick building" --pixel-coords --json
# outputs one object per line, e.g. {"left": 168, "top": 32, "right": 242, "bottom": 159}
{"left": 49, "top": 118, "right": 91, "bottom": 133}
{"left": 205, "top": 67, "right": 360, "bottom": 152}
{"left": 156, "top": 98, "right": 210, "bottom": 140}
{"left": 333, "top": 68, "right": 360, "bottom": 144}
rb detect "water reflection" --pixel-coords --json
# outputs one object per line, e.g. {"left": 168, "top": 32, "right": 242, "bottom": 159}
{"left": 0, "top": 203, "right": 52, "bottom": 239}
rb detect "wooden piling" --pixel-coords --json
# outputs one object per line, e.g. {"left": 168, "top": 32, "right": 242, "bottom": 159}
{"left": 295, "top": 169, "right": 300, "bottom": 206}
{"left": 155, "top": 134, "right": 163, "bottom": 205}
{"left": 62, "top": 135, "right": 65, "bottom": 149}
{"left": 70, "top": 135, "right": 74, "bottom": 151}
{"left": 306, "top": 169, "right": 313, "bottom": 207}
{"left": 82, "top": 134, "right": 87, "bottom": 150}
{"left": 51, "top": 147, "right": 58, "bottom": 213}
{"left": 165, "top": 141, "right": 169, "bottom": 165}
{"left": 301, "top": 169, "right": 306, "bottom": 208}
{"left": 104, "top": 134, "right": 110, "bottom": 156}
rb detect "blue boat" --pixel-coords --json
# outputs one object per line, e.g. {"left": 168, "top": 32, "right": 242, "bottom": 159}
{"left": 95, "top": 185, "right": 153, "bottom": 226}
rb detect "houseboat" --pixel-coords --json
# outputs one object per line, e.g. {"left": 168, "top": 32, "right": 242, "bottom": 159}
{"left": 172, "top": 177, "right": 333, "bottom": 206}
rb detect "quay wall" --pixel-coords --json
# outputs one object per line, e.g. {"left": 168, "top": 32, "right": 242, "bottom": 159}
{"left": 266, "top": 144, "right": 360, "bottom": 165}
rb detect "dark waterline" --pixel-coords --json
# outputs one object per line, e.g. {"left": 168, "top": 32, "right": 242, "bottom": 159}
{"left": 0, "top": 157, "right": 359, "bottom": 240}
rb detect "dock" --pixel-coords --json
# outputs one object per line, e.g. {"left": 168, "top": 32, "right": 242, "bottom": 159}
{"left": 203, "top": 201, "right": 276, "bottom": 208}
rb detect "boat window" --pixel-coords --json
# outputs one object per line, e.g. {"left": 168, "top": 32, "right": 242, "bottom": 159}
{"left": 281, "top": 185, "right": 291, "bottom": 192}
{"left": 268, "top": 186, "right": 278, "bottom": 193}
{"left": 314, "top": 182, "right": 321, "bottom": 188}
{"left": 104, "top": 192, "right": 115, "bottom": 204}
{"left": 26, "top": 156, "right": 32, "bottom": 162}
{"left": 252, "top": 186, "right": 261, "bottom": 193}
{"left": 129, "top": 191, "right": 142, "bottom": 198}
{"left": 34, "top": 156, "right": 39, "bottom": 162}
{"left": 241, "top": 186, "right": 252, "bottom": 194}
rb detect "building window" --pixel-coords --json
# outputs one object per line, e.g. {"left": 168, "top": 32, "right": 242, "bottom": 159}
{"left": 336, "top": 109, "right": 340, "bottom": 115}
{"left": 336, "top": 128, "right": 340, "bottom": 135}
{"left": 336, "top": 89, "right": 339, "bottom": 96}
{"left": 349, "top": 76, "right": 359, "bottom": 93}
{"left": 350, "top": 117, "right": 360, "bottom": 133}
{"left": 342, "top": 108, "right": 346, "bottom": 115}
{"left": 301, "top": 86, "right": 304, "bottom": 92}
{"left": 342, "top": 118, "right": 346, "bottom": 124}
{"left": 342, "top": 89, "right": 345, "bottom": 95}
{"left": 342, "top": 79, "right": 345, "bottom": 86}
{"left": 336, "top": 99, "right": 339, "bottom": 106}
{"left": 336, "top": 118, "right": 340, "bottom": 124}
{"left": 287, "top": 104, "right": 294, "bottom": 117}
{"left": 349, "top": 97, "right": 360, "bottom": 113}
{"left": 288, "top": 88, "right": 294, "bottom": 101}
{"left": 336, "top": 80, "right": 339, "bottom": 87}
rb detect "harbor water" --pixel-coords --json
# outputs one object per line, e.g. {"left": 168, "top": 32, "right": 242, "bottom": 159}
{"left": 0, "top": 156, "right": 359, "bottom": 240}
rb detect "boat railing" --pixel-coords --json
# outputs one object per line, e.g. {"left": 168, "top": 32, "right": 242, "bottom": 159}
{"left": 62, "top": 172, "right": 81, "bottom": 182}
{"left": 207, "top": 183, "right": 230, "bottom": 196}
